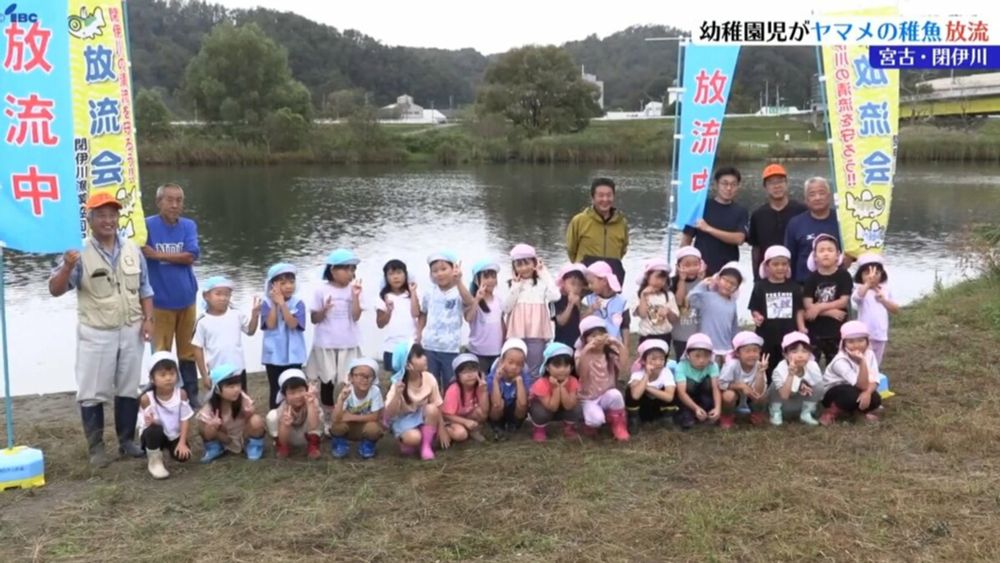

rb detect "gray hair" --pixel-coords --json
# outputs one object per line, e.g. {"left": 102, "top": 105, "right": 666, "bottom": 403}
{"left": 803, "top": 176, "right": 830, "bottom": 193}
{"left": 155, "top": 183, "right": 184, "bottom": 201}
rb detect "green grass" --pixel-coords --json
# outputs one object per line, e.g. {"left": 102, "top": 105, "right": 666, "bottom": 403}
{"left": 2, "top": 276, "right": 1000, "bottom": 560}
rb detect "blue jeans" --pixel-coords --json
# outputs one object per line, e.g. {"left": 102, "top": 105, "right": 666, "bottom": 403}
{"left": 424, "top": 350, "right": 458, "bottom": 390}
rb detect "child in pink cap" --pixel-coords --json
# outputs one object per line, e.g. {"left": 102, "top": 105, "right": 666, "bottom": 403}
{"left": 672, "top": 332, "right": 721, "bottom": 429}
{"left": 718, "top": 331, "right": 768, "bottom": 429}
{"left": 820, "top": 321, "right": 882, "bottom": 424}
{"left": 553, "top": 263, "right": 588, "bottom": 348}
{"left": 634, "top": 258, "right": 680, "bottom": 345}
{"left": 769, "top": 331, "right": 824, "bottom": 426}
{"left": 803, "top": 234, "right": 853, "bottom": 366}
{"left": 851, "top": 253, "right": 898, "bottom": 364}
{"left": 504, "top": 244, "right": 560, "bottom": 376}
{"left": 671, "top": 246, "right": 707, "bottom": 358}
{"left": 625, "top": 338, "right": 676, "bottom": 434}
{"left": 750, "top": 245, "right": 806, "bottom": 381}
{"left": 583, "top": 260, "right": 630, "bottom": 353}
{"left": 575, "top": 316, "right": 630, "bottom": 441}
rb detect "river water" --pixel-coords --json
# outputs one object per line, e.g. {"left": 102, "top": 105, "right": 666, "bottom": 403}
{"left": 3, "top": 161, "right": 998, "bottom": 396}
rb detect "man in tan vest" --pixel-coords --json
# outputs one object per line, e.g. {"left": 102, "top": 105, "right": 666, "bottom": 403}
{"left": 49, "top": 192, "right": 155, "bottom": 466}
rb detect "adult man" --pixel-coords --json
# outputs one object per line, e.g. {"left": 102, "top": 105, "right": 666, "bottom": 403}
{"left": 747, "top": 164, "right": 807, "bottom": 280}
{"left": 566, "top": 177, "right": 629, "bottom": 285}
{"left": 784, "top": 176, "right": 845, "bottom": 283}
{"left": 681, "top": 166, "right": 749, "bottom": 276}
{"left": 143, "top": 183, "right": 201, "bottom": 406}
{"left": 49, "top": 192, "right": 155, "bottom": 466}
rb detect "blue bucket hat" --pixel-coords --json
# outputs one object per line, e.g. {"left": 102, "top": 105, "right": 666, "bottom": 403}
{"left": 326, "top": 248, "right": 360, "bottom": 267}
{"left": 539, "top": 342, "right": 574, "bottom": 376}
{"left": 390, "top": 341, "right": 415, "bottom": 384}
{"left": 470, "top": 259, "right": 500, "bottom": 292}
{"left": 201, "top": 275, "right": 234, "bottom": 293}
{"left": 209, "top": 363, "right": 242, "bottom": 393}
{"left": 427, "top": 250, "right": 458, "bottom": 266}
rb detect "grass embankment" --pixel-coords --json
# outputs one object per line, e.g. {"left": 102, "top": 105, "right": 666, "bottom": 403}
{"left": 1, "top": 277, "right": 1000, "bottom": 561}
{"left": 137, "top": 116, "right": 1000, "bottom": 166}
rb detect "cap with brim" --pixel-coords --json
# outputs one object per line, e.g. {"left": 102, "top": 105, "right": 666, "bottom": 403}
{"left": 209, "top": 363, "right": 242, "bottom": 393}
{"left": 759, "top": 245, "right": 792, "bottom": 279}
{"left": 637, "top": 338, "right": 669, "bottom": 358}
{"left": 452, "top": 353, "right": 481, "bottom": 374}
{"left": 781, "top": 331, "right": 811, "bottom": 351}
{"left": 500, "top": 338, "right": 528, "bottom": 359}
{"left": 586, "top": 261, "right": 622, "bottom": 293}
{"left": 275, "top": 368, "right": 307, "bottom": 404}
{"left": 675, "top": 246, "right": 702, "bottom": 263}
{"left": 391, "top": 341, "right": 414, "bottom": 384}
{"left": 427, "top": 251, "right": 458, "bottom": 265}
{"left": 472, "top": 260, "right": 500, "bottom": 278}
{"left": 685, "top": 333, "right": 714, "bottom": 355}
{"left": 806, "top": 234, "right": 844, "bottom": 272}
{"left": 855, "top": 253, "right": 884, "bottom": 269}
{"left": 840, "top": 320, "right": 870, "bottom": 341}
{"left": 86, "top": 191, "right": 122, "bottom": 210}
{"left": 201, "top": 275, "right": 234, "bottom": 293}
{"left": 326, "top": 248, "right": 360, "bottom": 267}
{"left": 556, "top": 263, "right": 587, "bottom": 289}
{"left": 509, "top": 244, "right": 537, "bottom": 261}
{"left": 538, "top": 342, "right": 574, "bottom": 376}
{"left": 149, "top": 351, "right": 179, "bottom": 375}
{"left": 348, "top": 357, "right": 379, "bottom": 376}
{"left": 762, "top": 163, "right": 787, "bottom": 181}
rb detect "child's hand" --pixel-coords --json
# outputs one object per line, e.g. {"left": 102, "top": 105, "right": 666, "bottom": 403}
{"left": 751, "top": 311, "right": 765, "bottom": 326}
{"left": 475, "top": 287, "right": 488, "bottom": 300}
{"left": 465, "top": 419, "right": 479, "bottom": 432}
{"left": 536, "top": 257, "right": 547, "bottom": 275}
{"left": 708, "top": 407, "right": 720, "bottom": 421}
{"left": 805, "top": 306, "right": 819, "bottom": 321}
{"left": 383, "top": 297, "right": 395, "bottom": 315}
{"left": 875, "top": 288, "right": 887, "bottom": 302}
{"left": 408, "top": 282, "right": 418, "bottom": 295}
{"left": 452, "top": 261, "right": 463, "bottom": 283}
{"left": 799, "top": 383, "right": 813, "bottom": 397}
{"left": 568, "top": 291, "right": 581, "bottom": 306}
{"left": 351, "top": 279, "right": 363, "bottom": 297}
{"left": 846, "top": 347, "right": 866, "bottom": 364}
{"left": 439, "top": 428, "right": 452, "bottom": 449}
{"left": 142, "top": 408, "right": 156, "bottom": 427}
{"left": 339, "top": 384, "right": 353, "bottom": 403}
{"left": 174, "top": 442, "right": 191, "bottom": 461}
{"left": 758, "top": 353, "right": 769, "bottom": 373}
{"left": 857, "top": 390, "right": 872, "bottom": 411}
{"left": 269, "top": 285, "right": 285, "bottom": 305}
{"left": 695, "top": 407, "right": 708, "bottom": 421}
{"left": 323, "top": 295, "right": 335, "bottom": 311}
{"left": 251, "top": 296, "right": 262, "bottom": 316}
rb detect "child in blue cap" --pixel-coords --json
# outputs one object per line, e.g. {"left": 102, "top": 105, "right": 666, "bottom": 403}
{"left": 418, "top": 251, "right": 475, "bottom": 389}
{"left": 384, "top": 341, "right": 447, "bottom": 460}
{"left": 529, "top": 342, "right": 583, "bottom": 442}
{"left": 198, "top": 364, "right": 267, "bottom": 462}
{"left": 261, "top": 263, "right": 307, "bottom": 409}
{"left": 192, "top": 275, "right": 261, "bottom": 403}
{"left": 466, "top": 260, "right": 503, "bottom": 373}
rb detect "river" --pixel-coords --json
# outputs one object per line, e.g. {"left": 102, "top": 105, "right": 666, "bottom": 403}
{"left": 3, "top": 161, "right": 998, "bottom": 396}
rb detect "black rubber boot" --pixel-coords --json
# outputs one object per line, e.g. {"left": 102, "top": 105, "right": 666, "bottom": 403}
{"left": 627, "top": 412, "right": 641, "bottom": 436}
{"left": 114, "top": 396, "right": 145, "bottom": 458}
{"left": 80, "top": 404, "right": 110, "bottom": 467}
{"left": 178, "top": 360, "right": 201, "bottom": 409}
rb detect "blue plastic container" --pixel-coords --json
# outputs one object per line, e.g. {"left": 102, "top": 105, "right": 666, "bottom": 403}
{"left": 0, "top": 446, "right": 45, "bottom": 490}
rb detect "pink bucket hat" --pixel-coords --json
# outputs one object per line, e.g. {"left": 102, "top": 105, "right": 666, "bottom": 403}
{"left": 556, "top": 262, "right": 587, "bottom": 289}
{"left": 685, "top": 333, "right": 714, "bottom": 355}
{"left": 639, "top": 258, "right": 671, "bottom": 285}
{"left": 509, "top": 244, "right": 537, "bottom": 261}
{"left": 632, "top": 338, "right": 670, "bottom": 372}
{"left": 781, "top": 331, "right": 811, "bottom": 351}
{"left": 806, "top": 233, "right": 844, "bottom": 272}
{"left": 758, "top": 245, "right": 792, "bottom": 279}
{"left": 675, "top": 246, "right": 702, "bottom": 263}
{"left": 586, "top": 261, "right": 622, "bottom": 293}
{"left": 578, "top": 315, "right": 606, "bottom": 336}
{"left": 855, "top": 252, "right": 884, "bottom": 269}
{"left": 840, "top": 320, "right": 870, "bottom": 341}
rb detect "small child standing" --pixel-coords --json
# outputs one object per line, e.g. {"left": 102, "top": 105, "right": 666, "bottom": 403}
{"left": 504, "top": 245, "right": 560, "bottom": 376}
{"left": 467, "top": 261, "right": 504, "bottom": 373}
{"left": 529, "top": 342, "right": 583, "bottom": 442}
{"left": 330, "top": 358, "right": 385, "bottom": 459}
{"left": 138, "top": 351, "right": 193, "bottom": 479}
{"left": 633, "top": 258, "right": 680, "bottom": 344}
{"left": 261, "top": 263, "right": 307, "bottom": 410}
{"left": 625, "top": 339, "right": 676, "bottom": 434}
{"left": 671, "top": 247, "right": 707, "bottom": 358}
{"left": 307, "top": 249, "right": 365, "bottom": 421}
{"left": 673, "top": 333, "right": 722, "bottom": 430}
{"left": 486, "top": 338, "right": 533, "bottom": 440}
{"left": 583, "top": 261, "right": 631, "bottom": 353}
{"left": 192, "top": 276, "right": 261, "bottom": 400}
{"left": 418, "top": 251, "right": 475, "bottom": 389}
{"left": 199, "top": 364, "right": 267, "bottom": 462}
{"left": 749, "top": 245, "right": 805, "bottom": 381}
{"left": 384, "top": 342, "right": 448, "bottom": 460}
{"left": 552, "top": 263, "right": 588, "bottom": 349}
{"left": 442, "top": 354, "right": 489, "bottom": 444}
{"left": 376, "top": 259, "right": 419, "bottom": 372}
{"left": 686, "top": 261, "right": 743, "bottom": 363}
{"left": 803, "top": 234, "right": 853, "bottom": 366}
{"left": 265, "top": 368, "right": 322, "bottom": 459}
{"left": 820, "top": 321, "right": 883, "bottom": 425}
{"left": 769, "top": 331, "right": 824, "bottom": 426}
{"left": 852, "top": 253, "right": 899, "bottom": 365}
{"left": 575, "top": 317, "right": 630, "bottom": 441}
{"left": 718, "top": 331, "right": 768, "bottom": 429}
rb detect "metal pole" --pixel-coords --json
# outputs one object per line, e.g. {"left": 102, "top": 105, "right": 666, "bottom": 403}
{"left": 666, "top": 39, "right": 686, "bottom": 265}
{"left": 814, "top": 45, "right": 837, "bottom": 196}
{"left": 1, "top": 244, "right": 14, "bottom": 449}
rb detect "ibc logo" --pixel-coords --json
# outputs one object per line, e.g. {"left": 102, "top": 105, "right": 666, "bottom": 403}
{"left": 1, "top": 3, "right": 38, "bottom": 24}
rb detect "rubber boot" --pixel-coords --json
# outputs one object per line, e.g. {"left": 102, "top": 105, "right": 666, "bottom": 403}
{"left": 80, "top": 404, "right": 110, "bottom": 467}
{"left": 245, "top": 436, "right": 265, "bottom": 460}
{"left": 146, "top": 449, "right": 169, "bottom": 479}
{"left": 358, "top": 439, "right": 377, "bottom": 459}
{"left": 201, "top": 440, "right": 225, "bottom": 463}
{"left": 563, "top": 421, "right": 579, "bottom": 439}
{"left": 531, "top": 423, "right": 548, "bottom": 443}
{"left": 769, "top": 403, "right": 784, "bottom": 426}
{"left": 627, "top": 411, "right": 640, "bottom": 436}
{"left": 178, "top": 360, "right": 201, "bottom": 410}
{"left": 819, "top": 403, "right": 842, "bottom": 426}
{"left": 676, "top": 409, "right": 695, "bottom": 431}
{"left": 719, "top": 413, "right": 736, "bottom": 430}
{"left": 398, "top": 441, "right": 417, "bottom": 457}
{"left": 419, "top": 424, "right": 437, "bottom": 460}
{"left": 114, "top": 396, "right": 145, "bottom": 458}
{"left": 749, "top": 411, "right": 767, "bottom": 426}
{"left": 800, "top": 402, "right": 820, "bottom": 426}
{"left": 306, "top": 433, "right": 322, "bottom": 460}
{"left": 491, "top": 422, "right": 508, "bottom": 442}
{"left": 607, "top": 409, "right": 630, "bottom": 442}
{"left": 331, "top": 436, "right": 351, "bottom": 459}
{"left": 275, "top": 438, "right": 290, "bottom": 459}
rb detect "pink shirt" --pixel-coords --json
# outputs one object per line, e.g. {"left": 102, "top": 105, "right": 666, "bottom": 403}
{"left": 529, "top": 376, "right": 580, "bottom": 400}
{"left": 442, "top": 383, "right": 481, "bottom": 417}
{"left": 575, "top": 349, "right": 620, "bottom": 400}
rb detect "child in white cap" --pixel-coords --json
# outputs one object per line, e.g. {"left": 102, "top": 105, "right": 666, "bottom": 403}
{"left": 266, "top": 368, "right": 322, "bottom": 460}
{"left": 443, "top": 354, "right": 489, "bottom": 444}
{"left": 769, "top": 331, "right": 824, "bottom": 426}
{"left": 671, "top": 246, "right": 707, "bottom": 358}
{"left": 192, "top": 275, "right": 261, "bottom": 404}
{"left": 633, "top": 258, "right": 680, "bottom": 345}
{"left": 803, "top": 234, "right": 853, "bottom": 366}
{"left": 504, "top": 244, "right": 560, "bottom": 375}
{"left": 486, "top": 338, "right": 533, "bottom": 440}
{"left": 330, "top": 358, "right": 385, "bottom": 459}
{"left": 138, "top": 351, "right": 194, "bottom": 479}
{"left": 718, "top": 331, "right": 768, "bottom": 429}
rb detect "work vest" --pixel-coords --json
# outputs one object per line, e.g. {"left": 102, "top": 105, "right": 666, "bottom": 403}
{"left": 77, "top": 238, "right": 143, "bottom": 329}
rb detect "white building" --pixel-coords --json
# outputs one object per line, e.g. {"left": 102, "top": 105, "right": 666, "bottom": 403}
{"left": 582, "top": 65, "right": 605, "bottom": 110}
{"left": 379, "top": 94, "right": 448, "bottom": 124}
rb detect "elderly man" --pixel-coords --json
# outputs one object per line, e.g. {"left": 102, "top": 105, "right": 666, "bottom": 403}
{"left": 681, "top": 166, "right": 749, "bottom": 276}
{"left": 49, "top": 192, "right": 155, "bottom": 466}
{"left": 566, "top": 177, "right": 630, "bottom": 285}
{"left": 747, "top": 164, "right": 807, "bottom": 280}
{"left": 784, "top": 177, "right": 845, "bottom": 284}
{"left": 143, "top": 183, "right": 201, "bottom": 406}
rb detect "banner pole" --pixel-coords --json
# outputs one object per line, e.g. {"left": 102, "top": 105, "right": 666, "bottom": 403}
{"left": 666, "top": 39, "right": 686, "bottom": 265}
{"left": 1, "top": 244, "right": 14, "bottom": 449}
{"left": 814, "top": 44, "right": 837, "bottom": 198}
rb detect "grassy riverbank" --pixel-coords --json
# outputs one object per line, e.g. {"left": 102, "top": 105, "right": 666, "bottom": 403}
{"left": 137, "top": 116, "right": 1000, "bottom": 166}
{"left": 2, "top": 276, "right": 999, "bottom": 561}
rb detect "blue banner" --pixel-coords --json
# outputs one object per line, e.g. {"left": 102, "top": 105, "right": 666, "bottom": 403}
{"left": 675, "top": 44, "right": 740, "bottom": 229}
{"left": 869, "top": 45, "right": 999, "bottom": 69}
{"left": 1, "top": 1, "right": 80, "bottom": 254}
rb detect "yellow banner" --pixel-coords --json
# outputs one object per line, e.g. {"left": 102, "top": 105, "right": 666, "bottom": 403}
{"left": 68, "top": 0, "right": 146, "bottom": 244}
{"left": 822, "top": 7, "right": 899, "bottom": 258}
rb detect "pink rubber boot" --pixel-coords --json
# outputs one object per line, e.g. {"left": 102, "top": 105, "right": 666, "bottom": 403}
{"left": 420, "top": 424, "right": 437, "bottom": 460}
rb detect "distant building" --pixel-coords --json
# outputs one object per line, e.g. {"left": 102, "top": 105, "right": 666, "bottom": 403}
{"left": 582, "top": 65, "right": 605, "bottom": 110}
{"left": 643, "top": 101, "right": 663, "bottom": 117}
{"left": 379, "top": 94, "right": 448, "bottom": 124}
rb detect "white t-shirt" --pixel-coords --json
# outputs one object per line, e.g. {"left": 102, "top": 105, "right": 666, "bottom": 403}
{"left": 376, "top": 292, "right": 417, "bottom": 353}
{"left": 771, "top": 359, "right": 823, "bottom": 390}
{"left": 717, "top": 358, "right": 762, "bottom": 390}
{"left": 632, "top": 291, "right": 679, "bottom": 336}
{"left": 628, "top": 367, "right": 676, "bottom": 390}
{"left": 823, "top": 350, "right": 879, "bottom": 388}
{"left": 192, "top": 309, "right": 252, "bottom": 373}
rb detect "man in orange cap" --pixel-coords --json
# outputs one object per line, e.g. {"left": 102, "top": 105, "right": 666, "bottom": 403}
{"left": 48, "top": 192, "right": 155, "bottom": 466}
{"left": 747, "top": 163, "right": 806, "bottom": 280}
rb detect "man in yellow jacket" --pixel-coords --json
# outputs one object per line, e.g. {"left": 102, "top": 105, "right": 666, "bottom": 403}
{"left": 566, "top": 177, "right": 630, "bottom": 285}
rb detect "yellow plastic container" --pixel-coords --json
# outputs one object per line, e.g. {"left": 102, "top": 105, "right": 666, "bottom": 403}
{"left": 0, "top": 446, "right": 45, "bottom": 490}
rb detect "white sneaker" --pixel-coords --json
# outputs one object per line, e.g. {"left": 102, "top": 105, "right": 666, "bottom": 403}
{"left": 769, "top": 403, "right": 783, "bottom": 426}
{"left": 146, "top": 449, "right": 170, "bottom": 479}
{"left": 800, "top": 402, "right": 820, "bottom": 426}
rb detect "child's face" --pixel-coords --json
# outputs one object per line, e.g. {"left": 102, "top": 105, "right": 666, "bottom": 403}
{"left": 220, "top": 380, "right": 242, "bottom": 402}
{"left": 284, "top": 385, "right": 308, "bottom": 408}
{"left": 350, "top": 367, "right": 375, "bottom": 393}
{"left": 687, "top": 349, "right": 713, "bottom": 370}
{"left": 151, "top": 366, "right": 178, "bottom": 391}
{"left": 331, "top": 265, "right": 356, "bottom": 286}
{"left": 407, "top": 352, "right": 428, "bottom": 374}
{"left": 205, "top": 287, "right": 232, "bottom": 312}
{"left": 513, "top": 259, "right": 536, "bottom": 280}
{"left": 643, "top": 350, "right": 667, "bottom": 375}
{"left": 386, "top": 268, "right": 407, "bottom": 290}
{"left": 500, "top": 350, "right": 525, "bottom": 379}
{"left": 737, "top": 344, "right": 761, "bottom": 366}
{"left": 843, "top": 337, "right": 869, "bottom": 355}
{"left": 678, "top": 256, "right": 701, "bottom": 280}
{"left": 457, "top": 366, "right": 480, "bottom": 388}
{"left": 647, "top": 271, "right": 668, "bottom": 290}
{"left": 546, "top": 357, "right": 572, "bottom": 382}
{"left": 815, "top": 240, "right": 840, "bottom": 268}
{"left": 785, "top": 344, "right": 811, "bottom": 367}
{"left": 478, "top": 271, "right": 497, "bottom": 291}
{"left": 272, "top": 274, "right": 296, "bottom": 298}
{"left": 429, "top": 260, "right": 455, "bottom": 287}
{"left": 588, "top": 274, "right": 610, "bottom": 295}
{"left": 563, "top": 275, "right": 584, "bottom": 296}
{"left": 767, "top": 257, "right": 790, "bottom": 282}
{"left": 716, "top": 274, "right": 740, "bottom": 298}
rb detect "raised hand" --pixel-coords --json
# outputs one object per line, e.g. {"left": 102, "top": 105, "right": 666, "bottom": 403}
{"left": 63, "top": 250, "right": 81, "bottom": 269}
{"left": 251, "top": 296, "right": 263, "bottom": 316}
{"left": 351, "top": 278, "right": 363, "bottom": 297}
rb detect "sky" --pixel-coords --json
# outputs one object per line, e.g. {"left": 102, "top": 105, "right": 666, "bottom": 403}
{"left": 213, "top": 0, "right": 994, "bottom": 54}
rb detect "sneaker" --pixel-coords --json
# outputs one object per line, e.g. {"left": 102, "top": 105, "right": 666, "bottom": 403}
{"left": 275, "top": 439, "right": 290, "bottom": 459}
{"left": 200, "top": 440, "right": 225, "bottom": 463}
{"left": 358, "top": 439, "right": 377, "bottom": 459}
{"left": 749, "top": 412, "right": 767, "bottom": 426}
{"left": 768, "top": 404, "right": 783, "bottom": 426}
{"left": 563, "top": 422, "right": 579, "bottom": 439}
{"left": 491, "top": 424, "right": 508, "bottom": 442}
{"left": 306, "top": 434, "right": 321, "bottom": 460}
{"left": 719, "top": 413, "right": 736, "bottom": 430}
{"left": 331, "top": 436, "right": 351, "bottom": 459}
{"left": 245, "top": 437, "right": 265, "bottom": 461}
{"left": 531, "top": 425, "right": 547, "bottom": 443}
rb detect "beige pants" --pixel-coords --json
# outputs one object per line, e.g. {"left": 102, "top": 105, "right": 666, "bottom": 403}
{"left": 75, "top": 322, "right": 143, "bottom": 406}
{"left": 330, "top": 421, "right": 383, "bottom": 441}
{"left": 152, "top": 304, "right": 197, "bottom": 361}
{"left": 266, "top": 409, "right": 310, "bottom": 447}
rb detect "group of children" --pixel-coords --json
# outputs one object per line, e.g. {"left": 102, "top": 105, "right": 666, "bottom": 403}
{"left": 136, "top": 238, "right": 897, "bottom": 479}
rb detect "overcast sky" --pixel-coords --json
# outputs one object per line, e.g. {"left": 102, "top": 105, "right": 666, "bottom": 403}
{"left": 211, "top": 0, "right": 991, "bottom": 54}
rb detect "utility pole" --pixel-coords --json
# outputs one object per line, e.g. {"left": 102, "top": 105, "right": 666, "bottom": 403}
{"left": 765, "top": 79, "right": 769, "bottom": 109}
